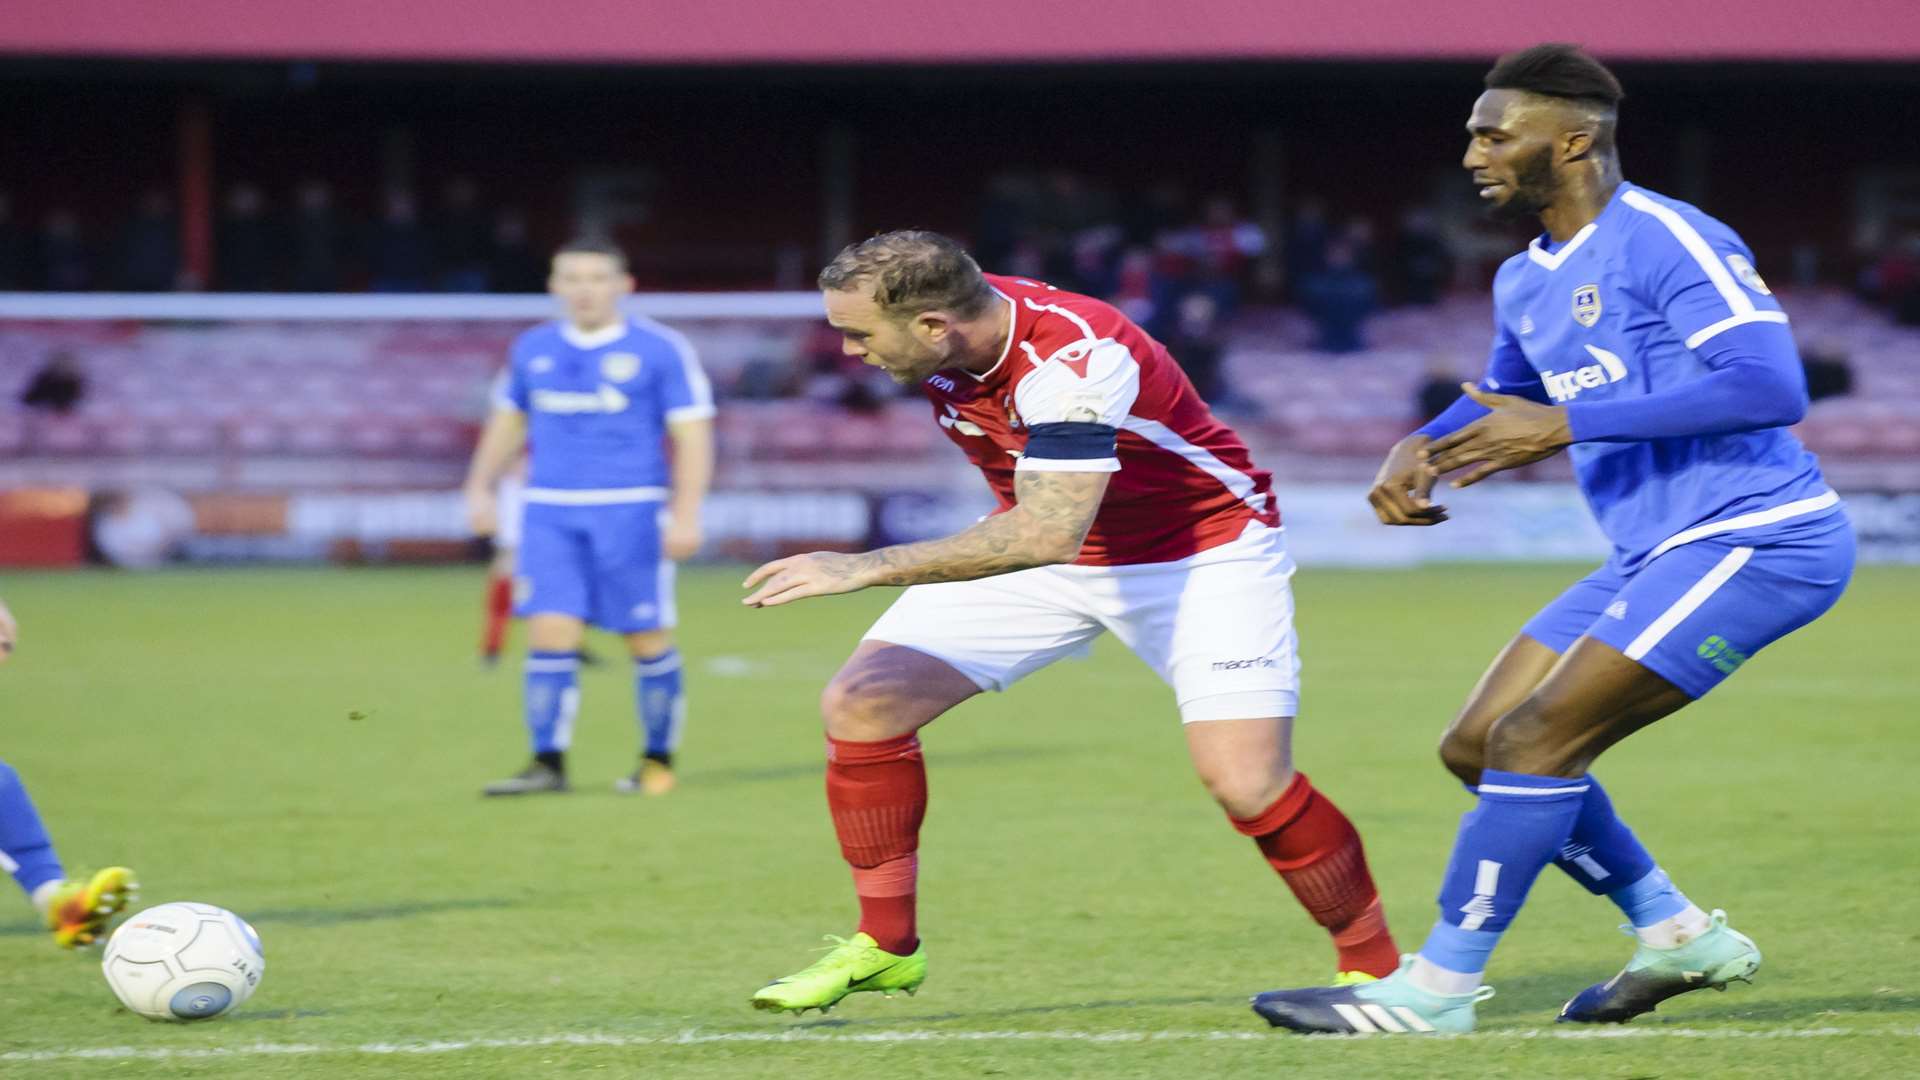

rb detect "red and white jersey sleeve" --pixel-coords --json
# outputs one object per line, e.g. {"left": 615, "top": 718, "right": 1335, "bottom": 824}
{"left": 920, "top": 274, "right": 1280, "bottom": 566}
{"left": 1011, "top": 339, "right": 1141, "bottom": 473}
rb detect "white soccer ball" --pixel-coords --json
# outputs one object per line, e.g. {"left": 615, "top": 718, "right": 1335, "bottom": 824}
{"left": 101, "top": 902, "right": 265, "bottom": 1021}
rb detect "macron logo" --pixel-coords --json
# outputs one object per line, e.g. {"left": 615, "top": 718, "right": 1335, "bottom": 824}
{"left": 1542, "top": 345, "right": 1629, "bottom": 403}
{"left": 532, "top": 384, "right": 630, "bottom": 415}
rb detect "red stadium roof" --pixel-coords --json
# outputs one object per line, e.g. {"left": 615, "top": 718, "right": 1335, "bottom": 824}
{"left": 11, "top": 0, "right": 1920, "bottom": 63}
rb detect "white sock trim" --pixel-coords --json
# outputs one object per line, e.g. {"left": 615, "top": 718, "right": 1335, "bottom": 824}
{"left": 1637, "top": 903, "right": 1713, "bottom": 949}
{"left": 1408, "top": 955, "right": 1484, "bottom": 996}
{"left": 30, "top": 878, "right": 63, "bottom": 915}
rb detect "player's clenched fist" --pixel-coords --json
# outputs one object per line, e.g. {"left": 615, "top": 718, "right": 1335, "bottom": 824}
{"left": 1367, "top": 435, "right": 1447, "bottom": 526}
{"left": 663, "top": 513, "right": 703, "bottom": 562}
{"left": 742, "top": 552, "right": 871, "bottom": 608}
{"left": 464, "top": 486, "right": 498, "bottom": 537}
{"left": 0, "top": 597, "right": 17, "bottom": 663}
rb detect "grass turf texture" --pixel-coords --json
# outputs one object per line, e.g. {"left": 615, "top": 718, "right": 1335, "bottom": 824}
{"left": 0, "top": 563, "right": 1915, "bottom": 1079}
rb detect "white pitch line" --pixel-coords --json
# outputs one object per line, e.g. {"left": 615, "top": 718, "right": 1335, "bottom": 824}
{"left": 4, "top": 1026, "right": 1918, "bottom": 1062}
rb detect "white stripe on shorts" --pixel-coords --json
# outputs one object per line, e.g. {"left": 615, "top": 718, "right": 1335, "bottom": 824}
{"left": 1623, "top": 546, "right": 1754, "bottom": 661}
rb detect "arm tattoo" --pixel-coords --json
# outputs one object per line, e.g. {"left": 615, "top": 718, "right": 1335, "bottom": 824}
{"left": 843, "top": 470, "right": 1108, "bottom": 587}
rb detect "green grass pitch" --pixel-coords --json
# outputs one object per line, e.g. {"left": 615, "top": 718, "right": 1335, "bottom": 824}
{"left": 0, "top": 563, "right": 1915, "bottom": 1078}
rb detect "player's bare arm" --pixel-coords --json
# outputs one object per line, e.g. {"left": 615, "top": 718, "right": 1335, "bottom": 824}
{"left": 0, "top": 596, "right": 16, "bottom": 663}
{"left": 664, "top": 416, "right": 714, "bottom": 561}
{"left": 1420, "top": 383, "right": 1572, "bottom": 489}
{"left": 461, "top": 408, "right": 530, "bottom": 536}
{"left": 1367, "top": 435, "right": 1447, "bottom": 526}
{"left": 742, "top": 469, "right": 1109, "bottom": 608}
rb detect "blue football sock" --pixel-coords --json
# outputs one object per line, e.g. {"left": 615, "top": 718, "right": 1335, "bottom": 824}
{"left": 634, "top": 649, "right": 684, "bottom": 759}
{"left": 523, "top": 651, "right": 581, "bottom": 756}
{"left": 1550, "top": 774, "right": 1660, "bottom": 895}
{"left": 1606, "top": 866, "right": 1693, "bottom": 928}
{"left": 1419, "top": 769, "right": 1589, "bottom": 976}
{"left": 0, "top": 760, "right": 65, "bottom": 899}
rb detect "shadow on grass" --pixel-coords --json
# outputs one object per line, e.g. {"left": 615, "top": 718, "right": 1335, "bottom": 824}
{"left": 243, "top": 897, "right": 520, "bottom": 928}
{"left": 227, "top": 1008, "right": 334, "bottom": 1022}
{"left": 1476, "top": 968, "right": 1920, "bottom": 1025}
{"left": 1628, "top": 991, "right": 1920, "bottom": 1024}
{"left": 791, "top": 994, "right": 1240, "bottom": 1029}
{"left": 1, "top": 897, "right": 518, "bottom": 938}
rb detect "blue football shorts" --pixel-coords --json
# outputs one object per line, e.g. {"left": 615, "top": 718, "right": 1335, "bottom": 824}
{"left": 1521, "top": 514, "right": 1854, "bottom": 699}
{"left": 514, "top": 501, "right": 675, "bottom": 633}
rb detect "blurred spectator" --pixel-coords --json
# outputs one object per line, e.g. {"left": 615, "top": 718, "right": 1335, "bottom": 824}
{"left": 1170, "top": 195, "right": 1266, "bottom": 279}
{"left": 40, "top": 210, "right": 92, "bottom": 291}
{"left": 369, "top": 190, "right": 433, "bottom": 292}
{"left": 1299, "top": 240, "right": 1376, "bottom": 353}
{"left": 1107, "top": 246, "right": 1177, "bottom": 339}
{"left": 288, "top": 179, "right": 347, "bottom": 292}
{"left": 487, "top": 210, "right": 547, "bottom": 293}
{"left": 1392, "top": 207, "right": 1454, "bottom": 306}
{"left": 1284, "top": 197, "right": 1331, "bottom": 293}
{"left": 1341, "top": 216, "right": 1379, "bottom": 274}
{"left": 1417, "top": 358, "right": 1468, "bottom": 423}
{"left": 114, "top": 189, "right": 180, "bottom": 292}
{"left": 1166, "top": 292, "right": 1228, "bottom": 404}
{"left": 1864, "top": 231, "right": 1920, "bottom": 326}
{"left": 434, "top": 177, "right": 492, "bottom": 292}
{"left": 218, "top": 184, "right": 276, "bottom": 291}
{"left": 0, "top": 192, "right": 28, "bottom": 290}
{"left": 975, "top": 174, "right": 1035, "bottom": 270}
{"left": 1185, "top": 252, "right": 1243, "bottom": 323}
{"left": 20, "top": 351, "right": 87, "bottom": 414}
{"left": 792, "top": 323, "right": 892, "bottom": 412}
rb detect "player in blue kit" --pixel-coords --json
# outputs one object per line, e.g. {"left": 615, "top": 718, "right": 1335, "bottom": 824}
{"left": 1252, "top": 44, "right": 1854, "bottom": 1034}
{"left": 464, "top": 238, "right": 715, "bottom": 797}
{"left": 0, "top": 596, "right": 140, "bottom": 947}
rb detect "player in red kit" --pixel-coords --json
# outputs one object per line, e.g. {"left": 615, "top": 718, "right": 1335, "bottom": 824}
{"left": 743, "top": 231, "right": 1397, "bottom": 1014}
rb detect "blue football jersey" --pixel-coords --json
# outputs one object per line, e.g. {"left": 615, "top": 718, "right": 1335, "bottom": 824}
{"left": 495, "top": 316, "right": 715, "bottom": 498}
{"left": 1483, "top": 182, "right": 1840, "bottom": 571}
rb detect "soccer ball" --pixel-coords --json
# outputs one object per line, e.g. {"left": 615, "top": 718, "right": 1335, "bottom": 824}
{"left": 101, "top": 902, "right": 265, "bottom": 1021}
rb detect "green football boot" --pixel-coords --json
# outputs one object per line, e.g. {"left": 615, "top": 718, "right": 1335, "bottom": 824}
{"left": 1558, "top": 909, "right": 1761, "bottom": 1023}
{"left": 751, "top": 932, "right": 927, "bottom": 1015}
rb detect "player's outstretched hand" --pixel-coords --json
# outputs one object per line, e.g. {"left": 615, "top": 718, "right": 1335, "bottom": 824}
{"left": 0, "top": 597, "right": 16, "bottom": 664}
{"left": 1367, "top": 435, "right": 1447, "bottom": 526}
{"left": 1421, "top": 383, "right": 1572, "bottom": 489}
{"left": 742, "top": 553, "right": 871, "bottom": 608}
{"left": 464, "top": 487, "right": 498, "bottom": 537}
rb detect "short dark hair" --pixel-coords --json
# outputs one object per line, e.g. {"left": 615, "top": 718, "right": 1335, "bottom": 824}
{"left": 552, "top": 235, "right": 629, "bottom": 271}
{"left": 817, "top": 230, "right": 994, "bottom": 319}
{"left": 1485, "top": 44, "right": 1624, "bottom": 109}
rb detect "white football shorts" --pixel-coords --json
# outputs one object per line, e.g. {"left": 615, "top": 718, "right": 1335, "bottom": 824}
{"left": 863, "top": 522, "right": 1301, "bottom": 722}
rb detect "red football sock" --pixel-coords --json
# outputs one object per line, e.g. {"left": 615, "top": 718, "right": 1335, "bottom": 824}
{"left": 1231, "top": 771, "right": 1399, "bottom": 977}
{"left": 825, "top": 733, "right": 926, "bottom": 955}
{"left": 481, "top": 573, "right": 513, "bottom": 657}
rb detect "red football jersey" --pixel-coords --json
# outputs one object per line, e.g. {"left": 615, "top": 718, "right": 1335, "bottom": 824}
{"left": 921, "top": 274, "right": 1279, "bottom": 565}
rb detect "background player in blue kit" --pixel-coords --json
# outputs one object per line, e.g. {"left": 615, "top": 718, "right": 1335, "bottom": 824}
{"left": 1252, "top": 44, "right": 1855, "bottom": 1035}
{"left": 463, "top": 238, "right": 715, "bottom": 797}
{"left": 0, "top": 596, "right": 139, "bottom": 947}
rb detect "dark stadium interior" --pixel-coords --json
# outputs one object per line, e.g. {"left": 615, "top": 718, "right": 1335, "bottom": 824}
{"left": 4, "top": 59, "right": 1919, "bottom": 294}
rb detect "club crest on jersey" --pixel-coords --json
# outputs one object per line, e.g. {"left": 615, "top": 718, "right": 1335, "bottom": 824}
{"left": 1572, "top": 284, "right": 1603, "bottom": 328}
{"left": 1726, "top": 254, "right": 1772, "bottom": 296}
{"left": 530, "top": 355, "right": 555, "bottom": 373}
{"left": 600, "top": 352, "right": 642, "bottom": 382}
